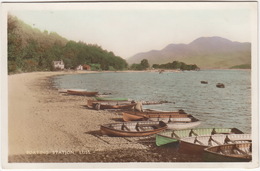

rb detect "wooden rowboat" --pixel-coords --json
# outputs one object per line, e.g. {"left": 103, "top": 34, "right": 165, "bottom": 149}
{"left": 58, "top": 89, "right": 88, "bottom": 93}
{"left": 95, "top": 97, "right": 129, "bottom": 101}
{"left": 156, "top": 128, "right": 244, "bottom": 146}
{"left": 67, "top": 90, "right": 98, "bottom": 96}
{"left": 122, "top": 110, "right": 188, "bottom": 122}
{"left": 178, "top": 134, "right": 251, "bottom": 155}
{"left": 149, "top": 115, "right": 201, "bottom": 130}
{"left": 122, "top": 110, "right": 200, "bottom": 130}
{"left": 100, "top": 121, "right": 167, "bottom": 137}
{"left": 87, "top": 100, "right": 136, "bottom": 110}
{"left": 203, "top": 143, "right": 252, "bottom": 162}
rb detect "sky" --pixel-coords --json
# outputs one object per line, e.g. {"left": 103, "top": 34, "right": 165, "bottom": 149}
{"left": 5, "top": 2, "right": 257, "bottom": 59}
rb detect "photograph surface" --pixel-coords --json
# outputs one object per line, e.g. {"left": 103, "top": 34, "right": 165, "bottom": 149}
{"left": 1, "top": 1, "right": 258, "bottom": 169}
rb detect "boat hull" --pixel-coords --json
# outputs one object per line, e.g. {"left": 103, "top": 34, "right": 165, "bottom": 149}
{"left": 122, "top": 112, "right": 147, "bottom": 121}
{"left": 156, "top": 128, "right": 244, "bottom": 146}
{"left": 178, "top": 134, "right": 251, "bottom": 155}
{"left": 67, "top": 90, "right": 98, "bottom": 96}
{"left": 95, "top": 97, "right": 129, "bottom": 101}
{"left": 156, "top": 134, "right": 179, "bottom": 146}
{"left": 203, "top": 143, "right": 252, "bottom": 162}
{"left": 100, "top": 121, "right": 167, "bottom": 137}
{"left": 87, "top": 100, "right": 136, "bottom": 110}
{"left": 166, "top": 121, "right": 201, "bottom": 130}
{"left": 122, "top": 110, "right": 188, "bottom": 122}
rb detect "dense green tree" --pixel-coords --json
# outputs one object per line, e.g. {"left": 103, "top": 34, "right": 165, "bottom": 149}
{"left": 130, "top": 59, "right": 150, "bottom": 70}
{"left": 8, "top": 15, "right": 23, "bottom": 72}
{"left": 140, "top": 59, "right": 150, "bottom": 69}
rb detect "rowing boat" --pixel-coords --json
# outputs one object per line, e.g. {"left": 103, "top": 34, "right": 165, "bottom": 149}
{"left": 178, "top": 134, "right": 251, "bottom": 155}
{"left": 156, "top": 128, "right": 244, "bottom": 146}
{"left": 100, "top": 121, "right": 167, "bottom": 137}
{"left": 87, "top": 100, "right": 136, "bottom": 110}
{"left": 122, "top": 110, "right": 187, "bottom": 122}
{"left": 151, "top": 115, "right": 201, "bottom": 130}
{"left": 67, "top": 90, "right": 98, "bottom": 96}
{"left": 95, "top": 97, "right": 129, "bottom": 101}
{"left": 58, "top": 89, "right": 88, "bottom": 93}
{"left": 122, "top": 110, "right": 200, "bottom": 130}
{"left": 203, "top": 143, "right": 252, "bottom": 162}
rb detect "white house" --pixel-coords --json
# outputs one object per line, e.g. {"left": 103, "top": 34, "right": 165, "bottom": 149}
{"left": 76, "top": 65, "right": 83, "bottom": 70}
{"left": 53, "top": 60, "right": 65, "bottom": 70}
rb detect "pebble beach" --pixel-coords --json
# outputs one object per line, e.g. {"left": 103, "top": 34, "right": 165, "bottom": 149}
{"left": 7, "top": 71, "right": 202, "bottom": 163}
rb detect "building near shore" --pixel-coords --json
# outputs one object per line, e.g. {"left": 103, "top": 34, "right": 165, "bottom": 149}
{"left": 53, "top": 60, "right": 65, "bottom": 70}
{"left": 83, "top": 64, "right": 91, "bottom": 70}
{"left": 76, "top": 65, "right": 83, "bottom": 70}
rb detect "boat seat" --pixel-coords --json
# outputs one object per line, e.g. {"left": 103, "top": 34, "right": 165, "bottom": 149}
{"left": 135, "top": 124, "right": 146, "bottom": 131}
{"left": 189, "top": 129, "right": 198, "bottom": 137}
{"left": 224, "top": 135, "right": 235, "bottom": 144}
{"left": 232, "top": 145, "right": 247, "bottom": 155}
{"left": 193, "top": 137, "right": 204, "bottom": 145}
{"left": 211, "top": 128, "right": 230, "bottom": 135}
{"left": 121, "top": 124, "right": 130, "bottom": 131}
{"left": 171, "top": 131, "right": 180, "bottom": 139}
{"left": 208, "top": 136, "right": 222, "bottom": 146}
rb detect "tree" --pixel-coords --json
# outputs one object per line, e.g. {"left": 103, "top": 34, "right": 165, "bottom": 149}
{"left": 140, "top": 59, "right": 150, "bottom": 70}
{"left": 8, "top": 15, "right": 23, "bottom": 73}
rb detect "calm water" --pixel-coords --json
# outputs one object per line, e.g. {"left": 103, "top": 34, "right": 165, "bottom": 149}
{"left": 53, "top": 70, "right": 251, "bottom": 133}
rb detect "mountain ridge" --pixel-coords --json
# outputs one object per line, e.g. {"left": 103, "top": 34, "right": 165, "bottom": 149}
{"left": 127, "top": 37, "right": 251, "bottom": 69}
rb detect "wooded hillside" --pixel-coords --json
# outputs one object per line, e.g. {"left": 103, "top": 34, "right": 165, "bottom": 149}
{"left": 8, "top": 15, "right": 128, "bottom": 73}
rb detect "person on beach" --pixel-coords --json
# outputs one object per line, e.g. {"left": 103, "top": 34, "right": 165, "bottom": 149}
{"left": 134, "top": 101, "right": 143, "bottom": 112}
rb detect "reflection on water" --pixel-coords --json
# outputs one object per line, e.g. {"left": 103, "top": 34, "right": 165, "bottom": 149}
{"left": 54, "top": 70, "right": 251, "bottom": 133}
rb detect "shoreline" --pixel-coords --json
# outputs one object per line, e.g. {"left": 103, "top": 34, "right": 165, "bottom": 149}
{"left": 8, "top": 71, "right": 149, "bottom": 155}
{"left": 8, "top": 71, "right": 202, "bottom": 162}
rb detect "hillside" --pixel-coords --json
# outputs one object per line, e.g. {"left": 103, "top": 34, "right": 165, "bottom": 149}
{"left": 127, "top": 37, "right": 251, "bottom": 69}
{"left": 8, "top": 15, "right": 128, "bottom": 73}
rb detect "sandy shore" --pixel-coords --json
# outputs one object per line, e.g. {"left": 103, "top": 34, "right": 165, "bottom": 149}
{"left": 8, "top": 71, "right": 201, "bottom": 163}
{"left": 8, "top": 71, "right": 150, "bottom": 154}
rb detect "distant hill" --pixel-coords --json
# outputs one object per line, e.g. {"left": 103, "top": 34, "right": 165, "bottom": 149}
{"left": 127, "top": 37, "right": 251, "bottom": 69}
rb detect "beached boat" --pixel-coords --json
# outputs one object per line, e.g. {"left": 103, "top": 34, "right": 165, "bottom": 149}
{"left": 149, "top": 115, "right": 201, "bottom": 130}
{"left": 178, "top": 134, "right": 251, "bottom": 155}
{"left": 67, "top": 90, "right": 98, "bottom": 96}
{"left": 122, "top": 110, "right": 200, "bottom": 130}
{"left": 122, "top": 110, "right": 188, "bottom": 122}
{"left": 156, "top": 128, "right": 244, "bottom": 146}
{"left": 95, "top": 97, "right": 129, "bottom": 101}
{"left": 58, "top": 88, "right": 88, "bottom": 93}
{"left": 100, "top": 121, "right": 167, "bottom": 137}
{"left": 203, "top": 143, "right": 252, "bottom": 162}
{"left": 87, "top": 100, "right": 136, "bottom": 110}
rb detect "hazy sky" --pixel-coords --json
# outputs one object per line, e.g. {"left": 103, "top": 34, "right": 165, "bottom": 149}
{"left": 7, "top": 2, "right": 256, "bottom": 59}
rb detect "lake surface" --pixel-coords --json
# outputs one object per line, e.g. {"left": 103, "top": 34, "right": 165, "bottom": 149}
{"left": 53, "top": 70, "right": 251, "bottom": 133}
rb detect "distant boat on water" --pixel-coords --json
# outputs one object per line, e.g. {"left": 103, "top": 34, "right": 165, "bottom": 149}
{"left": 201, "top": 81, "right": 208, "bottom": 84}
{"left": 216, "top": 83, "right": 225, "bottom": 88}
